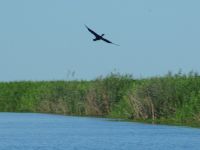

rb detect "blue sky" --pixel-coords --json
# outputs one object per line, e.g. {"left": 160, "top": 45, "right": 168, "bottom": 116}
{"left": 0, "top": 0, "right": 200, "bottom": 81}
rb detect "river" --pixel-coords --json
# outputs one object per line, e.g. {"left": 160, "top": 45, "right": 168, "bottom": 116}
{"left": 0, "top": 113, "right": 199, "bottom": 150}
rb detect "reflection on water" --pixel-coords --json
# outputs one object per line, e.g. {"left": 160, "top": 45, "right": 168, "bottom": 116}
{"left": 0, "top": 113, "right": 200, "bottom": 150}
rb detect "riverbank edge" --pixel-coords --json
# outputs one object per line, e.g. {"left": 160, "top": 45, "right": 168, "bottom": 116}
{"left": 2, "top": 111, "right": 199, "bottom": 128}
{"left": 107, "top": 116, "right": 200, "bottom": 128}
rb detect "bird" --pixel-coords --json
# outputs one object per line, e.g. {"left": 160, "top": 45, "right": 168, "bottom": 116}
{"left": 85, "top": 25, "right": 120, "bottom": 46}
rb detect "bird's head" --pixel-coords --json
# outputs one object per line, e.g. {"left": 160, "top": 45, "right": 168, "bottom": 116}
{"left": 101, "top": 34, "right": 105, "bottom": 37}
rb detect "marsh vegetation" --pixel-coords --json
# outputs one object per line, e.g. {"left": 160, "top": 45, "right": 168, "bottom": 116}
{"left": 0, "top": 71, "right": 200, "bottom": 127}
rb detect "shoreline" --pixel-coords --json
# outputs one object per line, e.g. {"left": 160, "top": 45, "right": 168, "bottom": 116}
{"left": 1, "top": 111, "right": 199, "bottom": 128}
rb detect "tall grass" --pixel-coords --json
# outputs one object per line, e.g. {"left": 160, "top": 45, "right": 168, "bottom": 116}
{"left": 0, "top": 72, "right": 200, "bottom": 126}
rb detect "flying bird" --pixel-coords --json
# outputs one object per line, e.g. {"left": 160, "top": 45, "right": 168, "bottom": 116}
{"left": 85, "top": 25, "right": 120, "bottom": 46}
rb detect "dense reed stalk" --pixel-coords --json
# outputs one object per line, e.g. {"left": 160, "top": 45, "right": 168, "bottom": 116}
{"left": 0, "top": 72, "right": 200, "bottom": 127}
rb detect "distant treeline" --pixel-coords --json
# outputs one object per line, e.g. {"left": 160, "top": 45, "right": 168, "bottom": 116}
{"left": 0, "top": 71, "right": 200, "bottom": 127}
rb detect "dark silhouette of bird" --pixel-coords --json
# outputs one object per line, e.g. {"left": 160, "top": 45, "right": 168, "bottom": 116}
{"left": 85, "top": 25, "right": 120, "bottom": 46}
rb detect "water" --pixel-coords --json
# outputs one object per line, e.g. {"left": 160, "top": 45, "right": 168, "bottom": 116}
{"left": 0, "top": 113, "right": 199, "bottom": 150}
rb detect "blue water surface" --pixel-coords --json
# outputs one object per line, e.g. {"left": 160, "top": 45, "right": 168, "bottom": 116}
{"left": 0, "top": 113, "right": 199, "bottom": 150}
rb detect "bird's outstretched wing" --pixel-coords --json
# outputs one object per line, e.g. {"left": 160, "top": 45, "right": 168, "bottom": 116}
{"left": 102, "top": 37, "right": 120, "bottom": 46}
{"left": 85, "top": 25, "right": 99, "bottom": 38}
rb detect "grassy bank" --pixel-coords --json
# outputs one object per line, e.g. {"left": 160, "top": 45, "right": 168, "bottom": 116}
{"left": 0, "top": 72, "right": 200, "bottom": 127}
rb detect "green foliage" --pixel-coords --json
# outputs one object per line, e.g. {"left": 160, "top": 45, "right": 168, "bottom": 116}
{"left": 176, "top": 91, "right": 200, "bottom": 124}
{"left": 0, "top": 72, "right": 200, "bottom": 127}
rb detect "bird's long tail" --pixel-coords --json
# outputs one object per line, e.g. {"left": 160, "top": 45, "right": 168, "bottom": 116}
{"left": 112, "top": 43, "right": 120, "bottom": 46}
